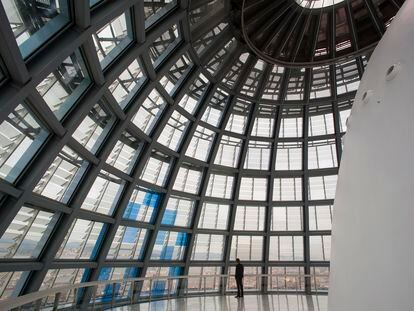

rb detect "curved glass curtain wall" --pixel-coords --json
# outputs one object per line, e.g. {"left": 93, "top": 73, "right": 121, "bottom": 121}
{"left": 0, "top": 0, "right": 398, "bottom": 304}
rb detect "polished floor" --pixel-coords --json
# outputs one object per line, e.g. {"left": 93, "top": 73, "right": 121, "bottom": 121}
{"left": 112, "top": 294, "right": 328, "bottom": 311}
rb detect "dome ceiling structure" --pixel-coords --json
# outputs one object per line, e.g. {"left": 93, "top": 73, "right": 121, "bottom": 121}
{"left": 0, "top": 0, "right": 403, "bottom": 305}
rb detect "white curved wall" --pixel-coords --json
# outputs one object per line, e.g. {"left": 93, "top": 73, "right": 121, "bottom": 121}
{"left": 328, "top": 1, "right": 414, "bottom": 310}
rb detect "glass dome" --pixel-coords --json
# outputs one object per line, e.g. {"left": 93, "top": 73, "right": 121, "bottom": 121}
{"left": 0, "top": 0, "right": 403, "bottom": 303}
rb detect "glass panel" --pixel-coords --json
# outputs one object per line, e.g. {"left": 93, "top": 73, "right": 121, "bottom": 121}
{"left": 144, "top": 0, "right": 177, "bottom": 25}
{"left": 56, "top": 219, "right": 105, "bottom": 259}
{"left": 238, "top": 177, "right": 267, "bottom": 201}
{"left": 106, "top": 226, "right": 147, "bottom": 260}
{"left": 33, "top": 146, "right": 89, "bottom": 203}
{"left": 275, "top": 142, "right": 302, "bottom": 171}
{"left": 2, "top": 0, "right": 70, "bottom": 58}
{"left": 230, "top": 235, "right": 263, "bottom": 261}
{"left": 279, "top": 115, "right": 303, "bottom": 138}
{"left": 309, "top": 205, "right": 333, "bottom": 231}
{"left": 81, "top": 170, "right": 125, "bottom": 216}
{"left": 188, "top": 266, "right": 221, "bottom": 293}
{"left": 310, "top": 66, "right": 331, "bottom": 99}
{"left": 262, "top": 65, "right": 284, "bottom": 100}
{"left": 228, "top": 266, "right": 261, "bottom": 291}
{"left": 160, "top": 53, "right": 193, "bottom": 96}
{"left": 93, "top": 11, "right": 133, "bottom": 68}
{"left": 285, "top": 68, "right": 305, "bottom": 100}
{"left": 192, "top": 22, "right": 228, "bottom": 56}
{"left": 336, "top": 58, "right": 360, "bottom": 95}
{"left": 0, "top": 271, "right": 29, "bottom": 300}
{"left": 268, "top": 266, "right": 305, "bottom": 291}
{"left": 151, "top": 231, "right": 188, "bottom": 260}
{"left": 205, "top": 38, "right": 236, "bottom": 76}
{"left": 173, "top": 164, "right": 202, "bottom": 195}
{"left": 178, "top": 73, "right": 209, "bottom": 115}
{"left": 142, "top": 266, "right": 182, "bottom": 297}
{"left": 161, "top": 196, "right": 195, "bottom": 227}
{"left": 222, "top": 53, "right": 248, "bottom": 90}
{"left": 310, "top": 235, "right": 331, "bottom": 261}
{"left": 157, "top": 110, "right": 190, "bottom": 151}
{"left": 191, "top": 234, "right": 225, "bottom": 260}
{"left": 0, "top": 103, "right": 49, "bottom": 183}
{"left": 273, "top": 177, "right": 302, "bottom": 201}
{"left": 244, "top": 140, "right": 271, "bottom": 170}
{"left": 234, "top": 205, "right": 265, "bottom": 231}
{"left": 72, "top": 100, "right": 115, "bottom": 154}
{"left": 123, "top": 187, "right": 161, "bottom": 223}
{"left": 108, "top": 59, "right": 146, "bottom": 109}
{"left": 131, "top": 89, "right": 166, "bottom": 135}
{"left": 308, "top": 112, "right": 335, "bottom": 136}
{"left": 308, "top": 139, "right": 338, "bottom": 169}
{"left": 271, "top": 206, "right": 303, "bottom": 231}
{"left": 339, "top": 108, "right": 351, "bottom": 132}
{"left": 106, "top": 131, "right": 143, "bottom": 174}
{"left": 149, "top": 24, "right": 180, "bottom": 66}
{"left": 225, "top": 98, "right": 252, "bottom": 134}
{"left": 251, "top": 104, "right": 277, "bottom": 137}
{"left": 36, "top": 50, "right": 90, "bottom": 120}
{"left": 201, "top": 88, "right": 229, "bottom": 127}
{"left": 140, "top": 150, "right": 172, "bottom": 187}
{"left": 96, "top": 267, "right": 139, "bottom": 302}
{"left": 0, "top": 206, "right": 58, "bottom": 258}
{"left": 185, "top": 126, "right": 215, "bottom": 162}
{"left": 40, "top": 269, "right": 87, "bottom": 291}
{"left": 197, "top": 202, "right": 229, "bottom": 230}
{"left": 241, "top": 59, "right": 266, "bottom": 97}
{"left": 269, "top": 236, "right": 304, "bottom": 261}
{"left": 205, "top": 173, "right": 234, "bottom": 199}
{"left": 214, "top": 135, "right": 242, "bottom": 168}
{"left": 308, "top": 175, "right": 337, "bottom": 200}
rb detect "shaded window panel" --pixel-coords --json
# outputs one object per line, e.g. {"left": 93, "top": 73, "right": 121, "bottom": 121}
{"left": 279, "top": 118, "right": 303, "bottom": 138}
{"left": 172, "top": 164, "right": 203, "bottom": 195}
{"left": 192, "top": 23, "right": 228, "bottom": 56}
{"left": 0, "top": 103, "right": 49, "bottom": 183}
{"left": 106, "top": 226, "right": 148, "bottom": 260}
{"left": 93, "top": 11, "right": 133, "bottom": 69}
{"left": 160, "top": 53, "right": 193, "bottom": 96}
{"left": 191, "top": 234, "right": 225, "bottom": 261}
{"left": 269, "top": 236, "right": 304, "bottom": 261}
{"left": 336, "top": 59, "right": 360, "bottom": 95}
{"left": 205, "top": 173, "right": 234, "bottom": 199}
{"left": 0, "top": 206, "right": 58, "bottom": 259}
{"left": 285, "top": 69, "right": 305, "bottom": 100}
{"left": 310, "top": 235, "right": 331, "bottom": 261}
{"left": 228, "top": 266, "right": 261, "bottom": 291}
{"left": 222, "top": 53, "right": 248, "bottom": 90}
{"left": 36, "top": 50, "right": 90, "bottom": 120}
{"left": 140, "top": 150, "right": 172, "bottom": 187}
{"left": 271, "top": 206, "right": 303, "bottom": 231}
{"left": 142, "top": 266, "right": 182, "bottom": 297}
{"left": 205, "top": 38, "right": 236, "bottom": 76}
{"left": 308, "top": 139, "right": 338, "bottom": 169}
{"left": 149, "top": 24, "right": 180, "bottom": 66}
{"left": 268, "top": 266, "right": 305, "bottom": 291}
{"left": 157, "top": 110, "right": 190, "bottom": 151}
{"left": 308, "top": 175, "right": 337, "bottom": 200}
{"left": 108, "top": 59, "right": 146, "bottom": 109}
{"left": 244, "top": 140, "right": 271, "bottom": 170}
{"left": 187, "top": 266, "right": 221, "bottom": 293}
{"left": 144, "top": 0, "right": 177, "bottom": 25}
{"left": 238, "top": 177, "right": 267, "bottom": 201}
{"left": 201, "top": 88, "right": 229, "bottom": 127}
{"left": 310, "top": 266, "right": 330, "bottom": 291}
{"left": 185, "top": 125, "right": 215, "bottom": 162}
{"left": 123, "top": 187, "right": 161, "bottom": 223}
{"left": 275, "top": 142, "right": 302, "bottom": 171}
{"left": 0, "top": 271, "right": 29, "bottom": 300}
{"left": 251, "top": 104, "right": 277, "bottom": 137}
{"left": 81, "top": 170, "right": 125, "bottom": 216}
{"left": 234, "top": 205, "right": 265, "bottom": 231}
{"left": 150, "top": 231, "right": 188, "bottom": 260}
{"left": 178, "top": 73, "right": 210, "bottom": 115}
{"left": 309, "top": 205, "right": 333, "bottom": 231}
{"left": 72, "top": 99, "right": 115, "bottom": 154}
{"left": 273, "top": 178, "right": 302, "bottom": 201}
{"left": 310, "top": 66, "right": 331, "bottom": 99}
{"left": 224, "top": 98, "right": 252, "bottom": 134}
{"left": 262, "top": 65, "right": 284, "bottom": 100}
{"left": 2, "top": 0, "right": 70, "bottom": 58}
{"left": 162, "top": 196, "right": 195, "bottom": 227}
{"left": 106, "top": 131, "right": 143, "bottom": 174}
{"left": 56, "top": 219, "right": 106, "bottom": 260}
{"left": 197, "top": 202, "right": 229, "bottom": 230}
{"left": 339, "top": 108, "right": 351, "bottom": 132}
{"left": 95, "top": 266, "right": 139, "bottom": 302}
{"left": 33, "top": 146, "right": 89, "bottom": 203}
{"left": 131, "top": 89, "right": 167, "bottom": 135}
{"left": 241, "top": 59, "right": 266, "bottom": 97}
{"left": 214, "top": 135, "right": 242, "bottom": 168}
{"left": 308, "top": 113, "right": 335, "bottom": 136}
{"left": 230, "top": 235, "right": 263, "bottom": 261}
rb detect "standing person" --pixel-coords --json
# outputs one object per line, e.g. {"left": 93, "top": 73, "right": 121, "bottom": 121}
{"left": 235, "top": 258, "right": 244, "bottom": 298}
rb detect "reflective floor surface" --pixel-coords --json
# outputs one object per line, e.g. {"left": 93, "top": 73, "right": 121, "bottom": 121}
{"left": 112, "top": 294, "right": 328, "bottom": 311}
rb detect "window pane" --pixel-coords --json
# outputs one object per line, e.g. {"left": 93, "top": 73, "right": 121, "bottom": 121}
{"left": 0, "top": 206, "right": 58, "bottom": 259}
{"left": 0, "top": 104, "right": 49, "bottom": 183}
{"left": 140, "top": 150, "right": 172, "bottom": 187}
{"left": 271, "top": 206, "right": 303, "bottom": 231}
{"left": 225, "top": 98, "right": 252, "bottom": 134}
{"left": 149, "top": 24, "right": 180, "bottom": 66}
{"left": 191, "top": 234, "right": 224, "bottom": 260}
{"left": 36, "top": 50, "right": 90, "bottom": 120}
{"left": 151, "top": 231, "right": 188, "bottom": 260}
{"left": 308, "top": 175, "right": 337, "bottom": 200}
{"left": 275, "top": 142, "right": 302, "bottom": 171}
{"left": 310, "top": 235, "right": 331, "bottom": 261}
{"left": 244, "top": 140, "right": 271, "bottom": 170}
{"left": 33, "top": 146, "right": 89, "bottom": 203}
{"left": 238, "top": 177, "right": 267, "bottom": 201}
{"left": 173, "top": 164, "right": 202, "bottom": 195}
{"left": 308, "top": 113, "right": 335, "bottom": 136}
{"left": 2, "top": 0, "right": 70, "bottom": 58}
{"left": 309, "top": 205, "right": 333, "bottom": 231}
{"left": 205, "top": 173, "right": 234, "bottom": 199}
{"left": 214, "top": 135, "right": 242, "bottom": 168}
{"left": 234, "top": 205, "right": 265, "bottom": 231}
{"left": 106, "top": 226, "right": 147, "bottom": 260}
{"left": 0, "top": 271, "right": 29, "bottom": 300}
{"left": 144, "top": 0, "right": 177, "bottom": 23}
{"left": 269, "top": 236, "right": 304, "bottom": 261}
{"left": 178, "top": 73, "right": 209, "bottom": 115}
{"left": 201, "top": 88, "right": 229, "bottom": 127}
{"left": 197, "top": 202, "right": 229, "bottom": 230}
{"left": 96, "top": 267, "right": 140, "bottom": 302}
{"left": 157, "top": 111, "right": 190, "bottom": 151}
{"left": 160, "top": 53, "right": 193, "bottom": 96}
{"left": 185, "top": 126, "right": 215, "bottom": 162}
{"left": 142, "top": 266, "right": 182, "bottom": 297}
{"left": 273, "top": 177, "right": 302, "bottom": 201}
{"left": 230, "top": 235, "right": 263, "bottom": 261}
{"left": 162, "top": 196, "right": 195, "bottom": 227}
{"left": 308, "top": 139, "right": 338, "bottom": 169}
{"left": 123, "top": 187, "right": 161, "bottom": 223}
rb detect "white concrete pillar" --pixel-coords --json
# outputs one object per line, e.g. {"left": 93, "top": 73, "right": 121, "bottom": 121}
{"left": 328, "top": 1, "right": 414, "bottom": 310}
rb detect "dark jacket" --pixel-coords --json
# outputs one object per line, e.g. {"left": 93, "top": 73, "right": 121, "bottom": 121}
{"left": 235, "top": 263, "right": 244, "bottom": 279}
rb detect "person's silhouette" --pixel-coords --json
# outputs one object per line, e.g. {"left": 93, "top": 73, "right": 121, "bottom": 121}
{"left": 235, "top": 258, "right": 244, "bottom": 298}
